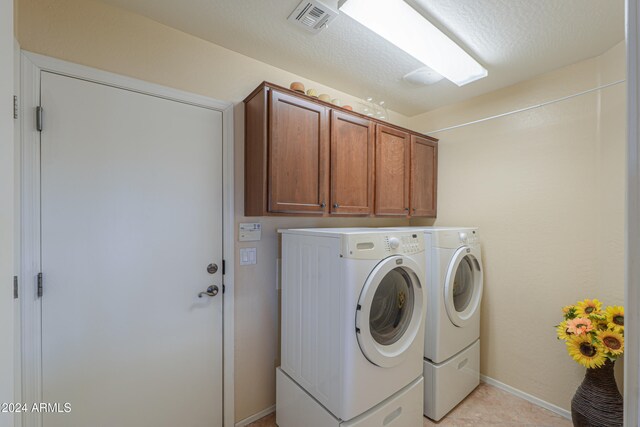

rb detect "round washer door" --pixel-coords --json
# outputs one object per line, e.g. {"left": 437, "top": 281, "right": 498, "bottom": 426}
{"left": 356, "top": 255, "right": 424, "bottom": 368}
{"left": 444, "top": 246, "right": 483, "bottom": 327}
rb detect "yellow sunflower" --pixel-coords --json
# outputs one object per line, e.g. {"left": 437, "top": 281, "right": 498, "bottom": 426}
{"left": 556, "top": 320, "right": 573, "bottom": 341}
{"left": 598, "top": 330, "right": 624, "bottom": 356}
{"left": 576, "top": 299, "right": 602, "bottom": 317}
{"left": 566, "top": 335, "right": 606, "bottom": 369}
{"left": 606, "top": 306, "right": 624, "bottom": 331}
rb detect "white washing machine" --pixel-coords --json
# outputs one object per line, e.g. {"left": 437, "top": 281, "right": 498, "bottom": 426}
{"left": 421, "top": 227, "right": 483, "bottom": 421}
{"left": 277, "top": 228, "right": 427, "bottom": 427}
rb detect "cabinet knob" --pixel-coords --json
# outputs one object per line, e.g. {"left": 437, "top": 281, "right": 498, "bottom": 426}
{"left": 333, "top": 203, "right": 339, "bottom": 209}
{"left": 320, "top": 201, "right": 326, "bottom": 208}
{"left": 405, "top": 207, "right": 410, "bottom": 211}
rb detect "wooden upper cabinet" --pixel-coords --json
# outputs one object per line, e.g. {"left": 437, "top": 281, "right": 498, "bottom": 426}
{"left": 243, "top": 82, "right": 438, "bottom": 217}
{"left": 375, "top": 124, "right": 410, "bottom": 216}
{"left": 410, "top": 135, "right": 438, "bottom": 217}
{"left": 244, "top": 86, "right": 269, "bottom": 216}
{"left": 330, "top": 111, "right": 374, "bottom": 215}
{"left": 268, "top": 90, "right": 329, "bottom": 214}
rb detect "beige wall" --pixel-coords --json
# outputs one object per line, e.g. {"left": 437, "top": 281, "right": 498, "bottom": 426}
{"left": 1, "top": 0, "right": 15, "bottom": 425}
{"left": 15, "top": 0, "right": 413, "bottom": 421}
{"left": 15, "top": 0, "right": 626, "bottom": 419}
{"left": 409, "top": 41, "right": 626, "bottom": 410}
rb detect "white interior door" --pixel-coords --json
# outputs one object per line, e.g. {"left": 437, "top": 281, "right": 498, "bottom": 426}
{"left": 39, "top": 71, "right": 223, "bottom": 427}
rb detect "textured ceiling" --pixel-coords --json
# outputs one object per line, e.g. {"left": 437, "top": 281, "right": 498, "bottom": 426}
{"left": 96, "top": 0, "right": 624, "bottom": 116}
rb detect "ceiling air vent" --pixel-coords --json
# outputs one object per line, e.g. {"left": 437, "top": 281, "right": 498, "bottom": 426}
{"left": 287, "top": 0, "right": 338, "bottom": 34}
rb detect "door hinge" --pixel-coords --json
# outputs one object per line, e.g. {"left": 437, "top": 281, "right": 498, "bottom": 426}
{"left": 222, "top": 284, "right": 226, "bottom": 294}
{"left": 13, "top": 276, "right": 18, "bottom": 299}
{"left": 37, "top": 272, "right": 43, "bottom": 298}
{"left": 13, "top": 96, "right": 18, "bottom": 119}
{"left": 36, "top": 106, "right": 43, "bottom": 132}
{"left": 222, "top": 259, "right": 226, "bottom": 275}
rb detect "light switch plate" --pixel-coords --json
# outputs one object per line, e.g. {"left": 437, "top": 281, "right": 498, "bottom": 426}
{"left": 239, "top": 223, "right": 262, "bottom": 241}
{"left": 240, "top": 247, "right": 257, "bottom": 266}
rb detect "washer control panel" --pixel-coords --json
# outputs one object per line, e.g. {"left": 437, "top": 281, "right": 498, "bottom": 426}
{"left": 344, "top": 232, "right": 425, "bottom": 259}
{"left": 383, "top": 234, "right": 423, "bottom": 254}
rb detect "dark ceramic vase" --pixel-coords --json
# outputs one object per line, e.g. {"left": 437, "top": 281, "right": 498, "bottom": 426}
{"left": 571, "top": 360, "right": 623, "bottom": 427}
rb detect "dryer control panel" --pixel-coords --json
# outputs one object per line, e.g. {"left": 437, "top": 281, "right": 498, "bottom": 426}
{"left": 432, "top": 228, "right": 480, "bottom": 249}
{"left": 343, "top": 232, "right": 425, "bottom": 260}
{"left": 458, "top": 231, "right": 479, "bottom": 244}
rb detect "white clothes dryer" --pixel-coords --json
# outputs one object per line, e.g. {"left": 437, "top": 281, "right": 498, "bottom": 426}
{"left": 381, "top": 226, "right": 484, "bottom": 420}
{"left": 424, "top": 228, "right": 483, "bottom": 363}
{"left": 277, "top": 228, "right": 427, "bottom": 427}
{"left": 420, "top": 227, "right": 483, "bottom": 421}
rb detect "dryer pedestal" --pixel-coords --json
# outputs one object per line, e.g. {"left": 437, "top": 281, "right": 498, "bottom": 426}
{"left": 424, "top": 340, "right": 480, "bottom": 421}
{"left": 277, "top": 368, "right": 424, "bottom": 427}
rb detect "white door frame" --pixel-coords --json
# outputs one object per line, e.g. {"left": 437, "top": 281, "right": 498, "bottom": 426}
{"left": 18, "top": 51, "right": 235, "bottom": 427}
{"left": 13, "top": 39, "right": 22, "bottom": 427}
{"left": 627, "top": 1, "right": 640, "bottom": 425}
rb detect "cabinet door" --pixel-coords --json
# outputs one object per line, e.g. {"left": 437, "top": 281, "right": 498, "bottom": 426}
{"left": 375, "top": 125, "right": 410, "bottom": 216}
{"left": 410, "top": 135, "right": 438, "bottom": 217}
{"left": 268, "top": 90, "right": 329, "bottom": 213}
{"left": 330, "top": 111, "right": 374, "bottom": 215}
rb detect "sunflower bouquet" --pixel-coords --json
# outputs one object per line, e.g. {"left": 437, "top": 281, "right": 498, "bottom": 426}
{"left": 556, "top": 299, "right": 624, "bottom": 369}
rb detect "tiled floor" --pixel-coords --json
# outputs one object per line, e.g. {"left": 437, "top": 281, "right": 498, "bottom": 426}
{"left": 421, "top": 383, "right": 571, "bottom": 426}
{"left": 247, "top": 383, "right": 572, "bottom": 426}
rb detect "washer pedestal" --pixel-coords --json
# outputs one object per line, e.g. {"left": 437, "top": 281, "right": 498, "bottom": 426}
{"left": 277, "top": 368, "right": 424, "bottom": 427}
{"left": 424, "top": 340, "right": 480, "bottom": 421}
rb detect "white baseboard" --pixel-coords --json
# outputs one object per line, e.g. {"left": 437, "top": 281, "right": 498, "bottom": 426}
{"left": 235, "top": 405, "right": 276, "bottom": 427}
{"left": 480, "top": 375, "right": 571, "bottom": 420}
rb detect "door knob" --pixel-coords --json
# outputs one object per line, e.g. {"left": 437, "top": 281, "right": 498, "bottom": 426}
{"left": 198, "top": 285, "right": 219, "bottom": 298}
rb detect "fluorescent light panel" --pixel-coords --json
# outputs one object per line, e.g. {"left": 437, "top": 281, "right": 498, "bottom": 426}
{"left": 340, "top": 0, "right": 488, "bottom": 86}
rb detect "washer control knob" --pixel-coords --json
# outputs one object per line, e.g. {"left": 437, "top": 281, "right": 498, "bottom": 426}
{"left": 459, "top": 232, "right": 468, "bottom": 243}
{"left": 388, "top": 237, "right": 401, "bottom": 249}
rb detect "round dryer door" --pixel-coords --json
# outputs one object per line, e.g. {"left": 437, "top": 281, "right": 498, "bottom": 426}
{"left": 355, "top": 255, "right": 424, "bottom": 368}
{"left": 444, "top": 246, "right": 483, "bottom": 327}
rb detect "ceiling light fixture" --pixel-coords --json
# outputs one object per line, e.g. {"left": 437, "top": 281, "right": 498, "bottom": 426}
{"left": 339, "top": 0, "right": 488, "bottom": 86}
